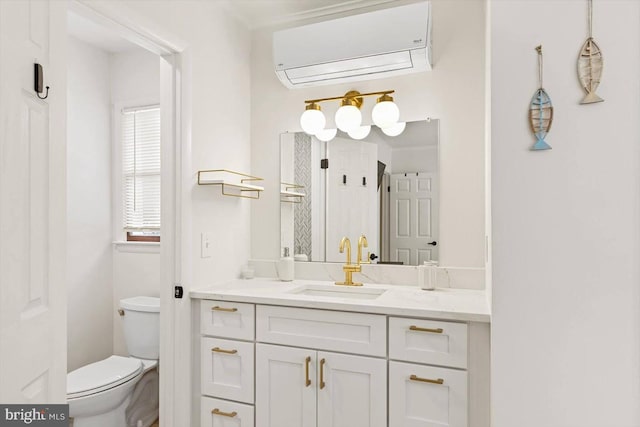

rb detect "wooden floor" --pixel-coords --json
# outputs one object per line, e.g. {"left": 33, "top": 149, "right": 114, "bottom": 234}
{"left": 151, "top": 421, "right": 160, "bottom": 427}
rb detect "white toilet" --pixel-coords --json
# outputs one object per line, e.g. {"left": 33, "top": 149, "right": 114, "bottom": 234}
{"left": 67, "top": 296, "right": 160, "bottom": 427}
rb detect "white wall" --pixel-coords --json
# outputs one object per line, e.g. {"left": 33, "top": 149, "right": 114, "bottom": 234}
{"left": 109, "top": 48, "right": 162, "bottom": 355}
{"left": 116, "top": 0, "right": 252, "bottom": 289}
{"left": 491, "top": 1, "right": 640, "bottom": 426}
{"left": 392, "top": 146, "right": 438, "bottom": 174}
{"left": 250, "top": 0, "right": 487, "bottom": 268}
{"left": 67, "top": 36, "right": 113, "bottom": 372}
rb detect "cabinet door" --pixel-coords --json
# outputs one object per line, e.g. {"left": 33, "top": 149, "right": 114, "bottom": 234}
{"left": 389, "top": 361, "right": 467, "bottom": 427}
{"left": 201, "top": 337, "right": 254, "bottom": 403}
{"left": 317, "top": 352, "right": 386, "bottom": 427}
{"left": 256, "top": 344, "right": 317, "bottom": 427}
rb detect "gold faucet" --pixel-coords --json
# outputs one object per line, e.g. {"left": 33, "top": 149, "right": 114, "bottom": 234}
{"left": 336, "top": 237, "right": 362, "bottom": 286}
{"left": 357, "top": 235, "right": 370, "bottom": 265}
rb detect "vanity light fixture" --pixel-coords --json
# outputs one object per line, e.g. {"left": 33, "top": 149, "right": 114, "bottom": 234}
{"left": 371, "top": 94, "right": 400, "bottom": 128}
{"left": 315, "top": 128, "right": 338, "bottom": 142}
{"left": 348, "top": 125, "right": 371, "bottom": 140}
{"left": 381, "top": 121, "right": 407, "bottom": 137}
{"left": 299, "top": 89, "right": 404, "bottom": 141}
{"left": 334, "top": 96, "right": 363, "bottom": 133}
{"left": 299, "top": 102, "right": 325, "bottom": 135}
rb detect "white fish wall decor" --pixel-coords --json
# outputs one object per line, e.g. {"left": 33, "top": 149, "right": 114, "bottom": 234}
{"left": 529, "top": 45, "right": 553, "bottom": 151}
{"left": 578, "top": 0, "right": 604, "bottom": 104}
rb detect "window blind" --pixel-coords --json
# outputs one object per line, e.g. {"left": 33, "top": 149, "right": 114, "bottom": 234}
{"left": 122, "top": 106, "right": 161, "bottom": 230}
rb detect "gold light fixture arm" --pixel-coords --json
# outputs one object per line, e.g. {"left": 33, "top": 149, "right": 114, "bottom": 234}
{"left": 304, "top": 90, "right": 395, "bottom": 105}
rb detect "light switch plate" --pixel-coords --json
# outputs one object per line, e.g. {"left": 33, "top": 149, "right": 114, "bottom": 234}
{"left": 201, "top": 232, "right": 212, "bottom": 258}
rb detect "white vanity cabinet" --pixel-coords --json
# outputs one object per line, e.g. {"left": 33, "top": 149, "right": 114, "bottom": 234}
{"left": 199, "top": 300, "right": 256, "bottom": 427}
{"left": 256, "top": 343, "right": 387, "bottom": 427}
{"left": 195, "top": 296, "right": 489, "bottom": 427}
{"left": 388, "top": 317, "right": 469, "bottom": 427}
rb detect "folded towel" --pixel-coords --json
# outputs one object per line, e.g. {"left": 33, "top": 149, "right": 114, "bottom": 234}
{"left": 126, "top": 368, "right": 159, "bottom": 427}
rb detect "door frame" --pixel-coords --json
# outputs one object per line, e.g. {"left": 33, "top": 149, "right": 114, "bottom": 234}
{"left": 68, "top": 2, "right": 191, "bottom": 425}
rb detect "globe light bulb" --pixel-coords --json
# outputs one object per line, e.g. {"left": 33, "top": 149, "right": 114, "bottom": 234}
{"left": 315, "top": 128, "right": 337, "bottom": 142}
{"left": 372, "top": 94, "right": 400, "bottom": 129}
{"left": 299, "top": 103, "right": 326, "bottom": 135}
{"left": 347, "top": 125, "right": 371, "bottom": 140}
{"left": 334, "top": 99, "right": 362, "bottom": 133}
{"left": 381, "top": 121, "right": 406, "bottom": 137}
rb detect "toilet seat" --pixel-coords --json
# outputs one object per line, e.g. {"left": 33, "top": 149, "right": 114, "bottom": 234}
{"left": 67, "top": 355, "right": 143, "bottom": 399}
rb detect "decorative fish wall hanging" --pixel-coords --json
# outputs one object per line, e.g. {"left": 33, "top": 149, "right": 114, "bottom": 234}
{"left": 578, "top": 0, "right": 604, "bottom": 104}
{"left": 529, "top": 45, "right": 553, "bottom": 151}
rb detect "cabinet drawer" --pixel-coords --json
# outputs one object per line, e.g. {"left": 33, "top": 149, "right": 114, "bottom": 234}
{"left": 201, "top": 337, "right": 254, "bottom": 403}
{"left": 201, "top": 300, "right": 255, "bottom": 340}
{"left": 389, "top": 361, "right": 468, "bottom": 427}
{"left": 256, "top": 305, "right": 386, "bottom": 357}
{"left": 389, "top": 317, "right": 467, "bottom": 369}
{"left": 201, "top": 396, "right": 254, "bottom": 427}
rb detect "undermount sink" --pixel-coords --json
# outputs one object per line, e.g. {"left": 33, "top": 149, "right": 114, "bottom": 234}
{"left": 288, "top": 284, "right": 387, "bottom": 300}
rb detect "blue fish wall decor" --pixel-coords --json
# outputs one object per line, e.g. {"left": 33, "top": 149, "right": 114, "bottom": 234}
{"left": 529, "top": 45, "right": 553, "bottom": 151}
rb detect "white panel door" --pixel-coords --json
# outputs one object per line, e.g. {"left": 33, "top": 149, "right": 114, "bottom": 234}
{"left": 0, "top": 0, "right": 67, "bottom": 403}
{"left": 256, "top": 343, "right": 317, "bottom": 427}
{"left": 389, "top": 172, "right": 438, "bottom": 265}
{"left": 389, "top": 361, "right": 468, "bottom": 427}
{"left": 326, "top": 138, "right": 378, "bottom": 262}
{"left": 317, "top": 351, "right": 386, "bottom": 427}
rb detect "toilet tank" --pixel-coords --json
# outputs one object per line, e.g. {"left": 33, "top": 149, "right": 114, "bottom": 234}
{"left": 120, "top": 296, "right": 160, "bottom": 360}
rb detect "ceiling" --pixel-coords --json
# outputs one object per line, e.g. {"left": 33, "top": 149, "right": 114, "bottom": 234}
{"left": 224, "top": 0, "right": 400, "bottom": 29}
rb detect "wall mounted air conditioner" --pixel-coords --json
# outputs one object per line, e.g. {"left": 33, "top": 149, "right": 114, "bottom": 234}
{"left": 273, "top": 2, "right": 432, "bottom": 89}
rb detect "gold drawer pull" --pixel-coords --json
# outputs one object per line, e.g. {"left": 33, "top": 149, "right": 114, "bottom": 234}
{"left": 409, "top": 325, "right": 444, "bottom": 334}
{"left": 410, "top": 374, "right": 444, "bottom": 385}
{"left": 319, "top": 358, "right": 326, "bottom": 390}
{"left": 304, "top": 356, "right": 311, "bottom": 387}
{"left": 211, "top": 306, "right": 238, "bottom": 312}
{"left": 212, "top": 408, "right": 237, "bottom": 418}
{"left": 212, "top": 347, "right": 238, "bottom": 354}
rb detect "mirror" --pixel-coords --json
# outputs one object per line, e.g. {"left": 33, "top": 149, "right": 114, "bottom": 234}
{"left": 280, "top": 119, "right": 439, "bottom": 266}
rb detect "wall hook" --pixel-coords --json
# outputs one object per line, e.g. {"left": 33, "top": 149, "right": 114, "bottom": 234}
{"left": 37, "top": 86, "right": 50, "bottom": 100}
{"left": 34, "top": 63, "right": 50, "bottom": 100}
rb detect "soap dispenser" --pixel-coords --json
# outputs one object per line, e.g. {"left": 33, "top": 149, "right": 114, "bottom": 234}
{"left": 278, "top": 247, "right": 294, "bottom": 281}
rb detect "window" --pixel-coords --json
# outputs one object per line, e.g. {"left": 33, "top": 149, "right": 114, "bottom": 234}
{"left": 122, "top": 106, "right": 161, "bottom": 242}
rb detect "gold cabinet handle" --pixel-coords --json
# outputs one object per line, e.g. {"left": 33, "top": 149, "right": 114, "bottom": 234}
{"left": 212, "top": 347, "right": 238, "bottom": 354}
{"left": 212, "top": 408, "right": 237, "bottom": 418}
{"left": 409, "top": 325, "right": 444, "bottom": 334}
{"left": 211, "top": 306, "right": 238, "bottom": 312}
{"left": 319, "top": 358, "right": 326, "bottom": 390}
{"left": 304, "top": 356, "right": 311, "bottom": 387}
{"left": 410, "top": 374, "right": 444, "bottom": 385}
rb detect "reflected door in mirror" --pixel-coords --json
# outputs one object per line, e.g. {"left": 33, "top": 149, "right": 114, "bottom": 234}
{"left": 389, "top": 172, "right": 439, "bottom": 264}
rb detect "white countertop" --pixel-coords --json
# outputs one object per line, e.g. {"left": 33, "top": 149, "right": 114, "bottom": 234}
{"left": 191, "top": 278, "right": 491, "bottom": 323}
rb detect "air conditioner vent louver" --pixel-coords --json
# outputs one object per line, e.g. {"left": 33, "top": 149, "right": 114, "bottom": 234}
{"left": 273, "top": 2, "right": 432, "bottom": 89}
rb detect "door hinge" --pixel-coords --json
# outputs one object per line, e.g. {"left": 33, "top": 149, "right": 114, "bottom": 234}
{"left": 174, "top": 285, "right": 184, "bottom": 299}
{"left": 320, "top": 159, "right": 329, "bottom": 169}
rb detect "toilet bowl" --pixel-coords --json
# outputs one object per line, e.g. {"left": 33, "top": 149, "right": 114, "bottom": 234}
{"left": 67, "top": 296, "right": 160, "bottom": 427}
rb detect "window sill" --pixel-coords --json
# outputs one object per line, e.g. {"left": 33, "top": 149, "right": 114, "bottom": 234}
{"left": 113, "top": 241, "right": 161, "bottom": 254}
